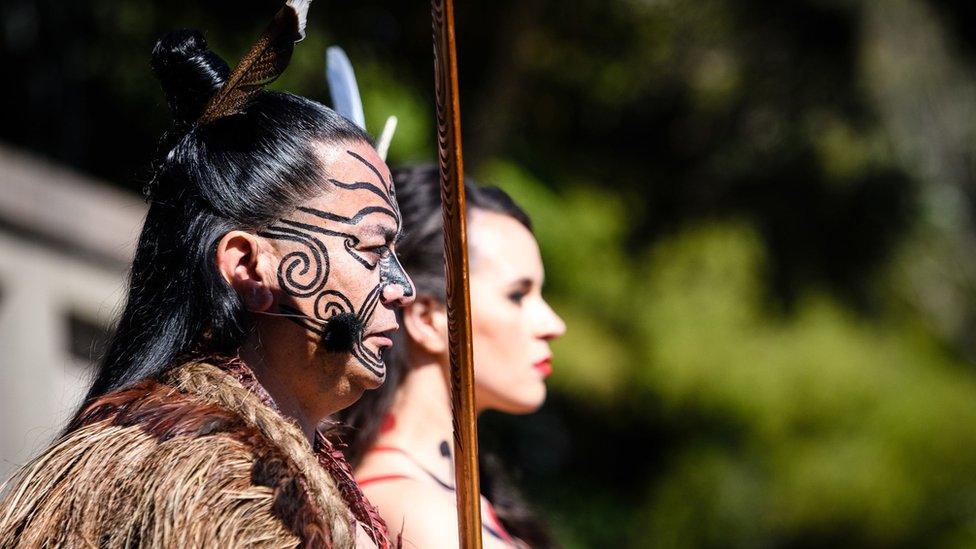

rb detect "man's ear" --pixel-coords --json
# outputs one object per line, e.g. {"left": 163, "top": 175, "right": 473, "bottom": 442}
{"left": 402, "top": 296, "right": 448, "bottom": 356}
{"left": 216, "top": 231, "right": 274, "bottom": 312}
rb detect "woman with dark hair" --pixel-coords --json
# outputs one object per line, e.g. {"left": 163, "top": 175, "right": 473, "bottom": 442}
{"left": 0, "top": 3, "right": 412, "bottom": 547}
{"left": 338, "top": 165, "right": 566, "bottom": 548}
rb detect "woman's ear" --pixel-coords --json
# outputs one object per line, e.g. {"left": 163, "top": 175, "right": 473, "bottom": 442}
{"left": 216, "top": 231, "right": 274, "bottom": 312}
{"left": 402, "top": 296, "right": 448, "bottom": 356}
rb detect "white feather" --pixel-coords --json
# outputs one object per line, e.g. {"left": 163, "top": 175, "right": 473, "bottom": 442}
{"left": 287, "top": 0, "right": 312, "bottom": 41}
{"left": 326, "top": 46, "right": 367, "bottom": 130}
{"left": 376, "top": 116, "right": 398, "bottom": 161}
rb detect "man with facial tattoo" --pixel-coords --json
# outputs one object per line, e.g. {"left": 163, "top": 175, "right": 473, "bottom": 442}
{"left": 0, "top": 2, "right": 412, "bottom": 547}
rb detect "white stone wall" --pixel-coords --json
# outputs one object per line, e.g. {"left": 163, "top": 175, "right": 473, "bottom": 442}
{"left": 0, "top": 145, "right": 144, "bottom": 482}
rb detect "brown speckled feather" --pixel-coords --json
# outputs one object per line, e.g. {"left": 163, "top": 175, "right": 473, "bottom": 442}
{"left": 198, "top": 0, "right": 311, "bottom": 125}
{"left": 0, "top": 361, "right": 361, "bottom": 548}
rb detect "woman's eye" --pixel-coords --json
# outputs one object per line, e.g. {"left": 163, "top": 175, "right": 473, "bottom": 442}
{"left": 507, "top": 291, "right": 527, "bottom": 305}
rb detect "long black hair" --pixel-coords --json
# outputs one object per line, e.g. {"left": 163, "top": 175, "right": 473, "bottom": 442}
{"left": 337, "top": 164, "right": 554, "bottom": 548}
{"left": 85, "top": 29, "right": 370, "bottom": 402}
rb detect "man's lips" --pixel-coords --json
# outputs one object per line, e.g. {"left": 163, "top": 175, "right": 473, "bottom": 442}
{"left": 364, "top": 325, "right": 399, "bottom": 348}
{"left": 533, "top": 357, "right": 553, "bottom": 378}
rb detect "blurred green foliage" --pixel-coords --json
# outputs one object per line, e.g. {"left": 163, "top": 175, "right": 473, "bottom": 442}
{"left": 483, "top": 160, "right": 976, "bottom": 547}
{"left": 7, "top": 0, "right": 976, "bottom": 546}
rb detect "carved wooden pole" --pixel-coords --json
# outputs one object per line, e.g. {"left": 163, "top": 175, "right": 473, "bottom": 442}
{"left": 431, "top": 0, "right": 483, "bottom": 547}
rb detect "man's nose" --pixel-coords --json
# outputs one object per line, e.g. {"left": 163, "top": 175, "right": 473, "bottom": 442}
{"left": 380, "top": 252, "right": 415, "bottom": 307}
{"left": 381, "top": 281, "right": 415, "bottom": 307}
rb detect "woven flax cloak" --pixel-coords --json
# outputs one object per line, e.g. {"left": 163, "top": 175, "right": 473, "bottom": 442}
{"left": 0, "top": 360, "right": 388, "bottom": 548}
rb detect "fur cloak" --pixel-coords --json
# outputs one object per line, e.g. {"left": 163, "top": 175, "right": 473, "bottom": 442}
{"left": 0, "top": 360, "right": 390, "bottom": 548}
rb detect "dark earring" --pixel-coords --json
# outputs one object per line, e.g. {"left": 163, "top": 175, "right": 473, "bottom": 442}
{"left": 248, "top": 286, "right": 273, "bottom": 311}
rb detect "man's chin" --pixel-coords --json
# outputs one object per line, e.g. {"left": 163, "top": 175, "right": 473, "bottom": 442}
{"left": 315, "top": 349, "right": 386, "bottom": 391}
{"left": 352, "top": 361, "right": 386, "bottom": 390}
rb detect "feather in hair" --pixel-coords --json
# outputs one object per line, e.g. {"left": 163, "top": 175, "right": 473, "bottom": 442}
{"left": 375, "top": 115, "right": 398, "bottom": 160}
{"left": 325, "top": 46, "right": 367, "bottom": 130}
{"left": 197, "top": 0, "right": 312, "bottom": 125}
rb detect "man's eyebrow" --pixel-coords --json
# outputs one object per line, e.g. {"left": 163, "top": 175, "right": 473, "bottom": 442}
{"left": 361, "top": 223, "right": 400, "bottom": 244}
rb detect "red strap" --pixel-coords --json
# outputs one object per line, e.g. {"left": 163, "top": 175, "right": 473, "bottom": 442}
{"left": 357, "top": 474, "right": 414, "bottom": 488}
{"left": 358, "top": 448, "right": 416, "bottom": 487}
{"left": 483, "top": 500, "right": 514, "bottom": 543}
{"left": 368, "top": 445, "right": 409, "bottom": 455}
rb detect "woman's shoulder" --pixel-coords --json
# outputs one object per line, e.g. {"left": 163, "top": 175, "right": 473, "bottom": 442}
{"left": 354, "top": 449, "right": 467, "bottom": 546}
{"left": 356, "top": 449, "right": 519, "bottom": 548}
{"left": 362, "top": 477, "right": 515, "bottom": 549}
{"left": 362, "top": 475, "right": 461, "bottom": 547}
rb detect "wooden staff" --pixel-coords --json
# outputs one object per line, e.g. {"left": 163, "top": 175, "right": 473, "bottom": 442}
{"left": 431, "top": 0, "right": 483, "bottom": 547}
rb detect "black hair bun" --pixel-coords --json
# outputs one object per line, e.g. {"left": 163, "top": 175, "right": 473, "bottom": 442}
{"left": 151, "top": 29, "right": 230, "bottom": 124}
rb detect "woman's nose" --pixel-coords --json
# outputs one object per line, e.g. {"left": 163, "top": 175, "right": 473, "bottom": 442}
{"left": 538, "top": 301, "right": 566, "bottom": 340}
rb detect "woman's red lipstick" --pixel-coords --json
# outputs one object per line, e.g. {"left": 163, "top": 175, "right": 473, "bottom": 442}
{"left": 533, "top": 357, "right": 553, "bottom": 378}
